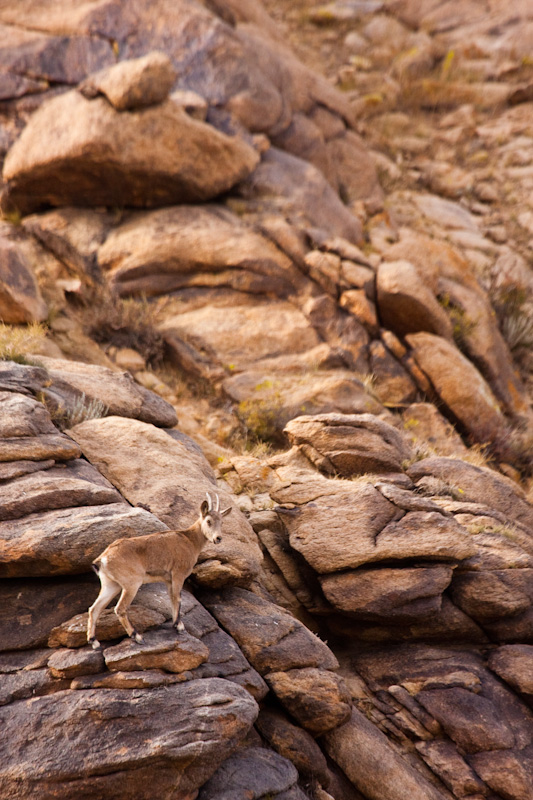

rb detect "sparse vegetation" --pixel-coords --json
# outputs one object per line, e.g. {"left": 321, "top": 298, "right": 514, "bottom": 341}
{"left": 44, "top": 392, "right": 109, "bottom": 431}
{"left": 80, "top": 287, "right": 167, "bottom": 368}
{"left": 490, "top": 285, "right": 533, "bottom": 354}
{"left": 438, "top": 292, "right": 477, "bottom": 351}
{"left": 0, "top": 322, "right": 48, "bottom": 364}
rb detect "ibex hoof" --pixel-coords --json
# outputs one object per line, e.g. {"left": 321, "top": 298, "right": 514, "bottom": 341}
{"left": 89, "top": 638, "right": 101, "bottom": 651}
{"left": 174, "top": 621, "right": 185, "bottom": 633}
{"left": 132, "top": 631, "right": 144, "bottom": 644}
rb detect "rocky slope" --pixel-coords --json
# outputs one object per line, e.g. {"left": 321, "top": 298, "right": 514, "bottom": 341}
{"left": 1, "top": 1, "right": 533, "bottom": 799}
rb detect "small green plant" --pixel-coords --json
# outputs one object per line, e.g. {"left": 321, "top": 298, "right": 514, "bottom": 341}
{"left": 490, "top": 285, "right": 533, "bottom": 353}
{"left": 236, "top": 379, "right": 285, "bottom": 444}
{"left": 438, "top": 292, "right": 477, "bottom": 350}
{"left": 0, "top": 322, "right": 48, "bottom": 364}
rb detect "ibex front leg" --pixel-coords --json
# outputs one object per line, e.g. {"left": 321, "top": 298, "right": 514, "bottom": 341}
{"left": 168, "top": 573, "right": 186, "bottom": 633}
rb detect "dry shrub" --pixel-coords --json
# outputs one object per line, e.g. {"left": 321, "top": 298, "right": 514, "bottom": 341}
{"left": 0, "top": 322, "right": 48, "bottom": 364}
{"left": 81, "top": 287, "right": 166, "bottom": 368}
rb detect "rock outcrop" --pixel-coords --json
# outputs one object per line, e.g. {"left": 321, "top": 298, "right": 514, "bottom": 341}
{"left": 1, "top": 0, "right": 533, "bottom": 798}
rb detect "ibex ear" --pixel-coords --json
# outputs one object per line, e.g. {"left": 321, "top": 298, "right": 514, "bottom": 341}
{"left": 221, "top": 506, "right": 232, "bottom": 517}
{"left": 200, "top": 500, "right": 209, "bottom": 517}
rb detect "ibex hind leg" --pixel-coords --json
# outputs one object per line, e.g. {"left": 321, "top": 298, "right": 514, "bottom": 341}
{"left": 115, "top": 583, "right": 144, "bottom": 643}
{"left": 168, "top": 577, "right": 185, "bottom": 633}
{"left": 87, "top": 574, "right": 120, "bottom": 649}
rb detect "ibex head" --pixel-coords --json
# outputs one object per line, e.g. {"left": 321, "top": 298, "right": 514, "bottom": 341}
{"left": 200, "top": 491, "right": 232, "bottom": 544}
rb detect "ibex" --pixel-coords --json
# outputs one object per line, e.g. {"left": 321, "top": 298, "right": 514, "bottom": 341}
{"left": 87, "top": 491, "right": 231, "bottom": 649}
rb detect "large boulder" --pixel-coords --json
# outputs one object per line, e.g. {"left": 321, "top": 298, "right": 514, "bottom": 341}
{"left": 0, "top": 679, "right": 258, "bottom": 799}
{"left": 0, "top": 227, "right": 47, "bottom": 323}
{"left": 67, "top": 416, "right": 262, "bottom": 587}
{"left": 2, "top": 89, "right": 260, "bottom": 214}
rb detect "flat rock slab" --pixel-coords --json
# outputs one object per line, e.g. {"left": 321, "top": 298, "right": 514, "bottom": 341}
{"left": 48, "top": 606, "right": 166, "bottom": 648}
{"left": 0, "top": 503, "right": 168, "bottom": 577}
{"left": 2, "top": 89, "right": 260, "bottom": 214}
{"left": 48, "top": 647, "right": 105, "bottom": 678}
{"left": 36, "top": 355, "right": 177, "bottom": 428}
{"left": 0, "top": 576, "right": 98, "bottom": 651}
{"left": 320, "top": 565, "right": 454, "bottom": 622}
{"left": 408, "top": 457, "right": 533, "bottom": 532}
{"left": 274, "top": 479, "right": 474, "bottom": 573}
{"left": 256, "top": 709, "right": 330, "bottom": 784}
{"left": 0, "top": 433, "right": 81, "bottom": 462}
{"left": 68, "top": 416, "right": 262, "bottom": 587}
{"left": 0, "top": 391, "right": 57, "bottom": 438}
{"left": 0, "top": 669, "right": 60, "bottom": 707}
{"left": 284, "top": 412, "right": 412, "bottom": 476}
{"left": 0, "top": 460, "right": 121, "bottom": 522}
{"left": 0, "top": 679, "right": 258, "bottom": 799}
{"left": 265, "top": 667, "right": 352, "bottom": 734}
{"left": 103, "top": 629, "right": 209, "bottom": 673}
{"left": 0, "top": 230, "right": 47, "bottom": 323}
{"left": 201, "top": 587, "right": 338, "bottom": 673}
{"left": 97, "top": 204, "right": 300, "bottom": 299}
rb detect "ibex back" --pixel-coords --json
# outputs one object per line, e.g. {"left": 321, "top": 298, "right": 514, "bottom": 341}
{"left": 87, "top": 491, "right": 231, "bottom": 649}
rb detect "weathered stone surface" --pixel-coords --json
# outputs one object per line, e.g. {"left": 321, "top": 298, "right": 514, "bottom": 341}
{"left": 198, "top": 746, "right": 300, "bottom": 800}
{"left": 103, "top": 628, "right": 209, "bottom": 673}
{"left": 70, "top": 670, "right": 190, "bottom": 690}
{"left": 0, "top": 649, "right": 49, "bottom": 674}
{"left": 284, "top": 412, "right": 412, "bottom": 476}
{"left": 266, "top": 667, "right": 352, "bottom": 734}
{"left": 3, "top": 90, "right": 260, "bottom": 214}
{"left": 324, "top": 708, "right": 447, "bottom": 800}
{"left": 0, "top": 460, "right": 121, "bottom": 522}
{"left": 201, "top": 588, "right": 338, "bottom": 673}
{"left": 0, "top": 668, "right": 61, "bottom": 707}
{"left": 238, "top": 148, "right": 363, "bottom": 244}
{"left": 405, "top": 332, "right": 507, "bottom": 443}
{"left": 0, "top": 391, "right": 56, "bottom": 438}
{"left": 402, "top": 402, "right": 468, "bottom": 457}
{"left": 276, "top": 476, "right": 474, "bottom": 574}
{"left": 256, "top": 709, "right": 330, "bottom": 785}
{"left": 377, "top": 260, "right": 453, "bottom": 340}
{"left": 468, "top": 748, "right": 533, "bottom": 800}
{"left": 0, "top": 434, "right": 81, "bottom": 463}
{"left": 450, "top": 570, "right": 532, "bottom": 623}
{"left": 415, "top": 740, "right": 487, "bottom": 798}
{"left": 416, "top": 687, "right": 517, "bottom": 753}
{"left": 0, "top": 679, "right": 258, "bottom": 799}
{"left": 68, "top": 416, "right": 262, "bottom": 586}
{"left": 320, "top": 566, "right": 453, "bottom": 622}
{"left": 98, "top": 204, "right": 302, "bottom": 299}
{"left": 0, "top": 504, "right": 167, "bottom": 577}
{"left": 0, "top": 230, "right": 47, "bottom": 323}
{"left": 48, "top": 607, "right": 167, "bottom": 648}
{"left": 407, "top": 457, "right": 533, "bottom": 531}
{"left": 79, "top": 51, "right": 176, "bottom": 110}
{"left": 0, "top": 576, "right": 98, "bottom": 651}
{"left": 48, "top": 647, "right": 105, "bottom": 678}
{"left": 36, "top": 355, "right": 177, "bottom": 428}
{"left": 368, "top": 340, "right": 418, "bottom": 406}
{"left": 488, "top": 645, "right": 533, "bottom": 704}
{"left": 0, "top": 459, "right": 55, "bottom": 481}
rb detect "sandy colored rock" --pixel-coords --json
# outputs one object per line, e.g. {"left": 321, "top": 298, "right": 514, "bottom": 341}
{"left": 377, "top": 260, "right": 453, "bottom": 340}
{"left": 265, "top": 667, "right": 352, "bottom": 734}
{"left": 256, "top": 709, "right": 330, "bottom": 784}
{"left": 0, "top": 504, "right": 168, "bottom": 577}
{"left": 284, "top": 412, "right": 412, "bottom": 476}
{"left": 275, "top": 478, "right": 474, "bottom": 574}
{"left": 450, "top": 571, "right": 531, "bottom": 623}
{"left": 0, "top": 391, "right": 56, "bottom": 438}
{"left": 0, "top": 679, "right": 258, "bottom": 799}
{"left": 36, "top": 355, "right": 177, "bottom": 428}
{"left": 98, "top": 204, "right": 301, "bottom": 299}
{"left": 48, "top": 607, "right": 166, "bottom": 648}
{"left": 68, "top": 416, "right": 262, "bottom": 587}
{"left": 468, "top": 749, "right": 533, "bottom": 800}
{"left": 0, "top": 434, "right": 81, "bottom": 463}
{"left": 2, "top": 90, "right": 260, "bottom": 214}
{"left": 79, "top": 51, "right": 176, "bottom": 110}
{"left": 415, "top": 740, "right": 486, "bottom": 798}
{"left": 407, "top": 457, "right": 533, "bottom": 531}
{"left": 405, "top": 332, "right": 506, "bottom": 443}
{"left": 0, "top": 231, "right": 47, "bottom": 323}
{"left": 104, "top": 629, "right": 209, "bottom": 673}
{"left": 201, "top": 587, "right": 338, "bottom": 673}
{"left": 402, "top": 402, "right": 468, "bottom": 457}
{"left": 368, "top": 339, "right": 418, "bottom": 406}
{"left": 324, "top": 708, "right": 447, "bottom": 800}
{"left": 320, "top": 566, "right": 453, "bottom": 622}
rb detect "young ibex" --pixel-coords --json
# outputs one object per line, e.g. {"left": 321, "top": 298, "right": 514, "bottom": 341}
{"left": 87, "top": 491, "right": 231, "bottom": 649}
